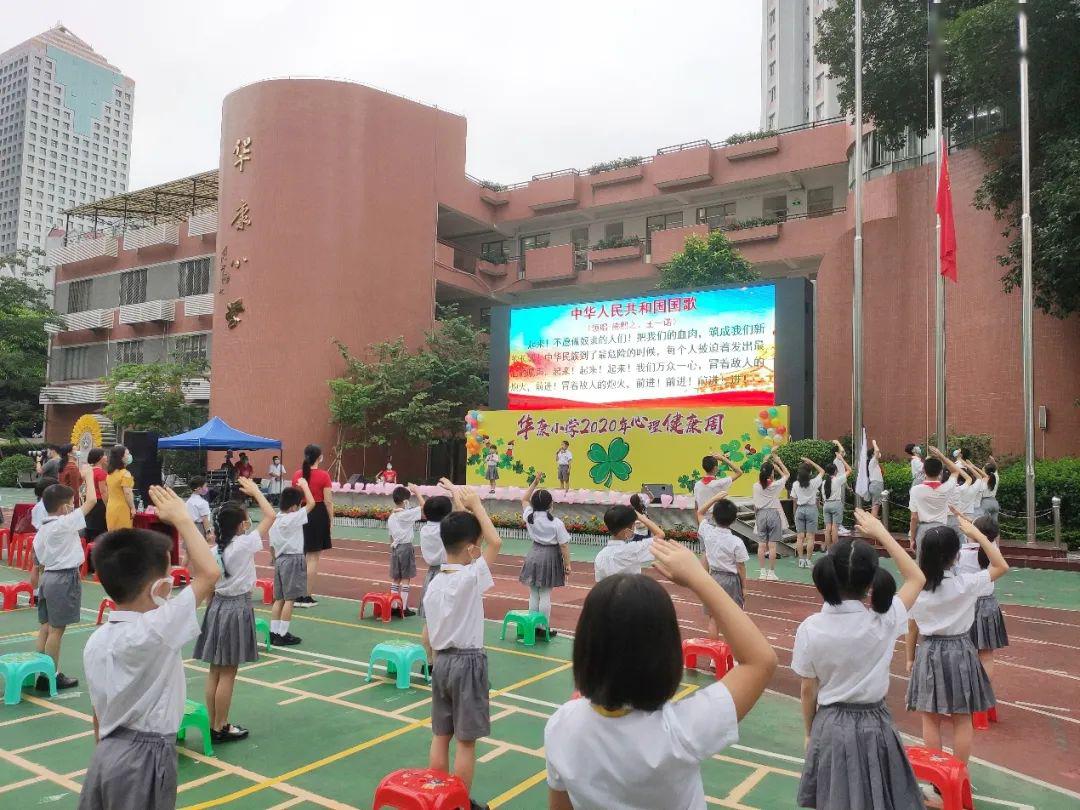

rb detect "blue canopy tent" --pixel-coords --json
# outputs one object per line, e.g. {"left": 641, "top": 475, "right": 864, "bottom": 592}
{"left": 158, "top": 417, "right": 281, "bottom": 451}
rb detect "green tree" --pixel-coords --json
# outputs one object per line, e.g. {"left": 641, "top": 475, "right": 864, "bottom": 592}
{"left": 656, "top": 230, "right": 759, "bottom": 290}
{"left": 816, "top": 0, "right": 1080, "bottom": 317}
{"left": 103, "top": 360, "right": 208, "bottom": 435}
{"left": 0, "top": 249, "right": 60, "bottom": 437}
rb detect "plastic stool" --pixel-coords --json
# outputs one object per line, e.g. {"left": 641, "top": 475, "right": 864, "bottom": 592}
{"left": 96, "top": 598, "right": 116, "bottom": 625}
{"left": 0, "top": 528, "right": 9, "bottom": 559}
{"left": 988, "top": 705, "right": 998, "bottom": 723}
{"left": 79, "top": 538, "right": 89, "bottom": 578}
{"left": 170, "top": 566, "right": 191, "bottom": 587}
{"left": 360, "top": 592, "right": 403, "bottom": 623}
{"left": 1, "top": 652, "right": 57, "bottom": 705}
{"left": 906, "top": 746, "right": 973, "bottom": 810}
{"left": 499, "top": 610, "right": 550, "bottom": 646}
{"left": 10, "top": 533, "right": 35, "bottom": 570}
{"left": 177, "top": 699, "right": 214, "bottom": 755}
{"left": 0, "top": 581, "right": 34, "bottom": 610}
{"left": 254, "top": 617, "right": 271, "bottom": 649}
{"left": 365, "top": 641, "right": 431, "bottom": 690}
{"left": 682, "top": 638, "right": 735, "bottom": 678}
{"left": 372, "top": 768, "right": 470, "bottom": 810}
{"left": 254, "top": 578, "right": 274, "bottom": 605}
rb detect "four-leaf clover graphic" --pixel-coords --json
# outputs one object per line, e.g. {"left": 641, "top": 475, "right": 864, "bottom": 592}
{"left": 587, "top": 437, "right": 632, "bottom": 488}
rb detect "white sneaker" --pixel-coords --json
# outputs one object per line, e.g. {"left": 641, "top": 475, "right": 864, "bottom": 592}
{"left": 759, "top": 569, "right": 767, "bottom": 580}
{"left": 766, "top": 570, "right": 779, "bottom": 581}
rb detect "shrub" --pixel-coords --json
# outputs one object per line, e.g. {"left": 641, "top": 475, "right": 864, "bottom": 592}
{"left": 774, "top": 438, "right": 839, "bottom": 471}
{"left": 478, "top": 180, "right": 508, "bottom": 192}
{"left": 723, "top": 217, "right": 780, "bottom": 231}
{"left": 0, "top": 454, "right": 35, "bottom": 487}
{"left": 592, "top": 235, "right": 641, "bottom": 251}
{"left": 0, "top": 441, "right": 44, "bottom": 460}
{"left": 586, "top": 156, "right": 643, "bottom": 175}
{"left": 723, "top": 129, "right": 777, "bottom": 146}
{"left": 997, "top": 458, "right": 1080, "bottom": 547}
{"left": 926, "top": 432, "right": 995, "bottom": 465}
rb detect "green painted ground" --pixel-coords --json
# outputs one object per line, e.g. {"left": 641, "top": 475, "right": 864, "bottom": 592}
{"left": 0, "top": 566, "right": 1075, "bottom": 809}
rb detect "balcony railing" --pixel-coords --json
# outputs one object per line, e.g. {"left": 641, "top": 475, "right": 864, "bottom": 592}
{"left": 63, "top": 308, "right": 114, "bottom": 331}
{"left": 122, "top": 222, "right": 180, "bottom": 251}
{"left": 39, "top": 383, "right": 108, "bottom": 405}
{"left": 183, "top": 294, "right": 214, "bottom": 317}
{"left": 119, "top": 300, "right": 176, "bottom": 325}
{"left": 46, "top": 234, "right": 118, "bottom": 267}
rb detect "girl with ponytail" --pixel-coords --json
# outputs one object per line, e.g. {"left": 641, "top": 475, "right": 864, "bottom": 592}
{"left": 792, "top": 509, "right": 926, "bottom": 810}
{"left": 291, "top": 444, "right": 333, "bottom": 606}
{"left": 821, "top": 441, "right": 850, "bottom": 551}
{"left": 193, "top": 477, "right": 276, "bottom": 743}
{"left": 790, "top": 456, "right": 826, "bottom": 569}
{"left": 518, "top": 472, "right": 571, "bottom": 633}
{"left": 752, "top": 454, "right": 788, "bottom": 581}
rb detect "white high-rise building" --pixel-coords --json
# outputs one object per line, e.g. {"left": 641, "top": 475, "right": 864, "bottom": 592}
{"left": 760, "top": 0, "right": 841, "bottom": 131}
{"left": 0, "top": 25, "right": 134, "bottom": 272}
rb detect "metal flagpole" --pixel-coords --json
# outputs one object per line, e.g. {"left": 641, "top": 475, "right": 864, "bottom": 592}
{"left": 932, "top": 0, "right": 947, "bottom": 452}
{"left": 1017, "top": 0, "right": 1036, "bottom": 543}
{"left": 852, "top": 0, "right": 864, "bottom": 474}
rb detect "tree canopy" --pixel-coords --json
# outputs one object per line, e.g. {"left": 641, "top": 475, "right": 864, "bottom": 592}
{"left": 656, "top": 230, "right": 759, "bottom": 290}
{"left": 816, "top": 0, "right": 1080, "bottom": 317}
{"left": 103, "top": 360, "right": 208, "bottom": 435}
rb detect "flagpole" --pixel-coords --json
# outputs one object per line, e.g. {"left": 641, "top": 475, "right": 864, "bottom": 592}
{"left": 1017, "top": 0, "right": 1036, "bottom": 543}
{"left": 852, "top": 0, "right": 864, "bottom": 488}
{"left": 931, "top": 0, "right": 947, "bottom": 453}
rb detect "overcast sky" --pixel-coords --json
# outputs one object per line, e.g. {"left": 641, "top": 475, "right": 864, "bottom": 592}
{"left": 11, "top": 1, "right": 762, "bottom": 189}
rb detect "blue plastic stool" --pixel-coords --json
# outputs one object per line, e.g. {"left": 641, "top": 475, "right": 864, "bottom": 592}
{"left": 254, "top": 617, "right": 271, "bottom": 649}
{"left": 176, "top": 699, "right": 214, "bottom": 755}
{"left": 500, "top": 610, "right": 551, "bottom": 647}
{"left": 365, "top": 641, "right": 430, "bottom": 690}
{"left": 1, "top": 652, "right": 57, "bottom": 705}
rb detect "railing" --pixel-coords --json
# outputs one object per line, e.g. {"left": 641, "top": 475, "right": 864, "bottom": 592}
{"left": 699, "top": 206, "right": 848, "bottom": 231}
{"left": 122, "top": 222, "right": 180, "bottom": 251}
{"left": 656, "top": 139, "right": 710, "bottom": 156}
{"left": 531, "top": 168, "right": 579, "bottom": 181}
{"left": 46, "top": 234, "right": 119, "bottom": 267}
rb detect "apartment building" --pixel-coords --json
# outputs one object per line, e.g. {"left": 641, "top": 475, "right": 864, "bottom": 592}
{"left": 760, "top": 0, "right": 841, "bottom": 130}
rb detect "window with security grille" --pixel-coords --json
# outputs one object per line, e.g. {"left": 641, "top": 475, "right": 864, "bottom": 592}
{"left": 172, "top": 333, "right": 208, "bottom": 364}
{"left": 178, "top": 257, "right": 211, "bottom": 296}
{"left": 61, "top": 346, "right": 88, "bottom": 380}
{"left": 66, "top": 278, "right": 91, "bottom": 313}
{"left": 119, "top": 268, "right": 147, "bottom": 305}
{"left": 114, "top": 340, "right": 144, "bottom": 365}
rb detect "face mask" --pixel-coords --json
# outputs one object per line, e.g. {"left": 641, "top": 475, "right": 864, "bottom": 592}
{"left": 149, "top": 576, "right": 173, "bottom": 608}
{"left": 199, "top": 487, "right": 209, "bottom": 496}
{"left": 124, "top": 453, "right": 133, "bottom": 466}
{"left": 386, "top": 464, "right": 393, "bottom": 470}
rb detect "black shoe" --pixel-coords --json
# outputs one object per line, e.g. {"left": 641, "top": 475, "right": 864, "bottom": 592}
{"left": 294, "top": 596, "right": 316, "bottom": 608}
{"left": 305, "top": 595, "right": 319, "bottom": 607}
{"left": 55, "top": 673, "right": 79, "bottom": 690}
{"left": 402, "top": 608, "right": 416, "bottom": 618}
{"left": 543, "top": 628, "right": 558, "bottom": 640}
{"left": 279, "top": 632, "right": 302, "bottom": 646}
{"left": 470, "top": 801, "right": 490, "bottom": 810}
{"left": 211, "top": 724, "right": 249, "bottom": 742}
{"left": 35, "top": 675, "right": 51, "bottom": 691}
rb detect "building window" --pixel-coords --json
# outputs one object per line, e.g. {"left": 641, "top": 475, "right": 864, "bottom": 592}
{"left": 61, "top": 346, "right": 88, "bottom": 380}
{"left": 696, "top": 203, "right": 737, "bottom": 228}
{"left": 114, "top": 340, "right": 144, "bottom": 366}
{"left": 807, "top": 186, "right": 835, "bottom": 217}
{"left": 172, "top": 333, "right": 208, "bottom": 364}
{"left": 646, "top": 211, "right": 684, "bottom": 251}
{"left": 520, "top": 233, "right": 550, "bottom": 252}
{"left": 178, "top": 257, "right": 211, "bottom": 296}
{"left": 480, "top": 240, "right": 509, "bottom": 261}
{"left": 763, "top": 195, "right": 788, "bottom": 220}
{"left": 66, "top": 278, "right": 91, "bottom": 313}
{"left": 119, "top": 268, "right": 147, "bottom": 305}
{"left": 603, "top": 221, "right": 624, "bottom": 241}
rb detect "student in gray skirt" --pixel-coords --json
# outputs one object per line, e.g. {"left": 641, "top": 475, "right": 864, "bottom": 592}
{"left": 80, "top": 485, "right": 221, "bottom": 810}
{"left": 519, "top": 474, "right": 572, "bottom": 636}
{"left": 905, "top": 509, "right": 1009, "bottom": 766}
{"left": 956, "top": 516, "right": 1009, "bottom": 684}
{"left": 194, "top": 477, "right": 276, "bottom": 743}
{"left": 268, "top": 478, "right": 316, "bottom": 646}
{"left": 696, "top": 493, "right": 749, "bottom": 641}
{"left": 794, "top": 509, "right": 927, "bottom": 810}
{"left": 387, "top": 484, "right": 424, "bottom": 617}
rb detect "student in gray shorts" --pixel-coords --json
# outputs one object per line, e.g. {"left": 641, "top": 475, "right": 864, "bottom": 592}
{"left": 32, "top": 467, "right": 99, "bottom": 691}
{"left": 421, "top": 486, "right": 502, "bottom": 810}
{"left": 388, "top": 484, "right": 425, "bottom": 618}
{"left": 268, "top": 479, "right": 317, "bottom": 646}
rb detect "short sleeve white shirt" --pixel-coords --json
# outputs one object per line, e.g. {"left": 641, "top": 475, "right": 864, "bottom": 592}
{"left": 908, "top": 479, "right": 957, "bottom": 524}
{"left": 868, "top": 456, "right": 884, "bottom": 483}
{"left": 752, "top": 479, "right": 784, "bottom": 510}
{"left": 422, "top": 557, "right": 494, "bottom": 651}
{"left": 556, "top": 449, "right": 573, "bottom": 466}
{"left": 791, "top": 474, "right": 824, "bottom": 506}
{"left": 84, "top": 587, "right": 201, "bottom": 738}
{"left": 823, "top": 474, "right": 846, "bottom": 503}
{"left": 419, "top": 521, "right": 447, "bottom": 566}
{"left": 594, "top": 540, "right": 655, "bottom": 581}
{"left": 910, "top": 570, "right": 992, "bottom": 635}
{"left": 33, "top": 510, "right": 86, "bottom": 570}
{"left": 545, "top": 681, "right": 739, "bottom": 810}
{"left": 910, "top": 457, "right": 925, "bottom": 485}
{"left": 31, "top": 500, "right": 47, "bottom": 530}
{"left": 215, "top": 530, "right": 262, "bottom": 596}
{"left": 699, "top": 522, "right": 749, "bottom": 573}
{"left": 956, "top": 480, "right": 984, "bottom": 516}
{"left": 387, "top": 506, "right": 422, "bottom": 547}
{"left": 269, "top": 509, "right": 308, "bottom": 556}
{"left": 694, "top": 476, "right": 733, "bottom": 510}
{"left": 791, "top": 597, "right": 908, "bottom": 704}
{"left": 523, "top": 507, "right": 570, "bottom": 546}
{"left": 956, "top": 542, "right": 997, "bottom": 597}
{"left": 186, "top": 493, "right": 210, "bottom": 526}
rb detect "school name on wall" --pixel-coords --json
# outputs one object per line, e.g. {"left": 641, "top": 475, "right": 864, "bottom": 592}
{"left": 514, "top": 411, "right": 725, "bottom": 441}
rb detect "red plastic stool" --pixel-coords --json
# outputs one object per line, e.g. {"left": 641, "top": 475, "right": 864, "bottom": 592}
{"left": 360, "top": 592, "right": 403, "bottom": 623}
{"left": 906, "top": 746, "right": 973, "bottom": 810}
{"left": 372, "top": 768, "right": 470, "bottom": 810}
{"left": 170, "top": 566, "right": 191, "bottom": 587}
{"left": 0, "top": 581, "right": 34, "bottom": 610}
{"left": 0, "top": 528, "right": 9, "bottom": 558}
{"left": 10, "top": 533, "right": 35, "bottom": 570}
{"left": 254, "top": 578, "right": 274, "bottom": 605}
{"left": 96, "top": 598, "right": 117, "bottom": 625}
{"left": 79, "top": 538, "right": 89, "bottom": 578}
{"left": 682, "top": 638, "right": 735, "bottom": 678}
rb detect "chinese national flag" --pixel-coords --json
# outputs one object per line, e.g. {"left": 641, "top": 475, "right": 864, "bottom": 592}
{"left": 936, "top": 145, "right": 958, "bottom": 282}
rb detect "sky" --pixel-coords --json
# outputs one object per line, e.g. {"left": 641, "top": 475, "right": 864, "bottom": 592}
{"left": 8, "top": 0, "right": 763, "bottom": 190}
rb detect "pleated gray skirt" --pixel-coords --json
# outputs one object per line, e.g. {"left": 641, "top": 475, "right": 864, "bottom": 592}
{"left": 194, "top": 592, "right": 259, "bottom": 667}
{"left": 518, "top": 542, "right": 565, "bottom": 589}
{"left": 969, "top": 594, "right": 1009, "bottom": 651}
{"left": 906, "top": 633, "right": 995, "bottom": 715}
{"left": 798, "top": 701, "right": 924, "bottom": 810}
{"left": 390, "top": 542, "right": 417, "bottom": 580}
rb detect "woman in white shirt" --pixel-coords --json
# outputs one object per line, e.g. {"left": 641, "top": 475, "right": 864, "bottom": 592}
{"left": 905, "top": 509, "right": 1009, "bottom": 765}
{"left": 790, "top": 456, "right": 826, "bottom": 569}
{"left": 866, "top": 440, "right": 885, "bottom": 519}
{"left": 266, "top": 455, "right": 285, "bottom": 500}
{"left": 752, "top": 454, "right": 789, "bottom": 582}
{"left": 518, "top": 473, "right": 571, "bottom": 633}
{"left": 794, "top": 510, "right": 926, "bottom": 810}
{"left": 193, "top": 477, "right": 276, "bottom": 743}
{"left": 821, "top": 443, "right": 850, "bottom": 551}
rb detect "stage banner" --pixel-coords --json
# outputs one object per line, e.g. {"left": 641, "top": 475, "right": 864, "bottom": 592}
{"left": 465, "top": 405, "right": 790, "bottom": 496}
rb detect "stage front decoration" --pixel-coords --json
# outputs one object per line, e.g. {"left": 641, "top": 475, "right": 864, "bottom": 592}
{"left": 70, "top": 414, "right": 116, "bottom": 459}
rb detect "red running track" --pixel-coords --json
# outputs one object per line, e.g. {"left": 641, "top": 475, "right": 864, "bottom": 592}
{"left": 255, "top": 539, "right": 1080, "bottom": 793}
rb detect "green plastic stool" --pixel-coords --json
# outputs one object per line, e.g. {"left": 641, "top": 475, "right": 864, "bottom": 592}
{"left": 365, "top": 641, "right": 430, "bottom": 690}
{"left": 177, "top": 699, "right": 214, "bottom": 755}
{"left": 500, "top": 610, "right": 550, "bottom": 647}
{"left": 1, "top": 652, "right": 57, "bottom": 705}
{"left": 254, "top": 617, "right": 271, "bottom": 649}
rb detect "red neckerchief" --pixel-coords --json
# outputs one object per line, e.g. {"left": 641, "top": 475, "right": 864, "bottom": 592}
{"left": 701, "top": 476, "right": 715, "bottom": 484}
{"left": 923, "top": 481, "right": 943, "bottom": 490}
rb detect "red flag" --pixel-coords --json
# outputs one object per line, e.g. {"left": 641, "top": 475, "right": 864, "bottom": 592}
{"left": 936, "top": 144, "right": 958, "bottom": 282}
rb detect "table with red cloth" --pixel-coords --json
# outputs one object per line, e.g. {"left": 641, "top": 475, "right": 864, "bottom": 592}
{"left": 133, "top": 511, "right": 180, "bottom": 564}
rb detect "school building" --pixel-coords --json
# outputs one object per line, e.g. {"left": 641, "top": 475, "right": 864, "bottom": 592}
{"left": 40, "top": 78, "right": 1080, "bottom": 479}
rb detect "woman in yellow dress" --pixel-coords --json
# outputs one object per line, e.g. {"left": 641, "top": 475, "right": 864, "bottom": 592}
{"left": 105, "top": 444, "right": 136, "bottom": 531}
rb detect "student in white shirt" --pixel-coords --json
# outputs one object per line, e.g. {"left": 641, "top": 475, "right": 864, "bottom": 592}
{"left": 821, "top": 442, "right": 850, "bottom": 551}
{"left": 268, "top": 478, "right": 315, "bottom": 646}
{"left": 80, "top": 485, "right": 220, "bottom": 810}
{"left": 24, "top": 475, "right": 57, "bottom": 604}
{"left": 421, "top": 486, "right": 502, "bottom": 809}
{"left": 905, "top": 443, "right": 925, "bottom": 486}
{"left": 752, "top": 454, "right": 789, "bottom": 581}
{"left": 518, "top": 474, "right": 571, "bottom": 632}
{"left": 32, "top": 466, "right": 98, "bottom": 691}
{"left": 973, "top": 461, "right": 1000, "bottom": 522}
{"left": 418, "top": 479, "right": 461, "bottom": 633}
{"left": 185, "top": 476, "right": 213, "bottom": 541}
{"left": 594, "top": 505, "right": 664, "bottom": 582}
{"left": 693, "top": 450, "right": 742, "bottom": 511}
{"left": 793, "top": 510, "right": 926, "bottom": 810}
{"left": 544, "top": 538, "right": 777, "bottom": 810}
{"left": 193, "top": 477, "right": 275, "bottom": 744}
{"left": 945, "top": 463, "right": 977, "bottom": 531}
{"left": 865, "top": 440, "right": 885, "bottom": 519}
{"left": 387, "top": 483, "right": 424, "bottom": 617}
{"left": 956, "top": 515, "right": 1009, "bottom": 681}
{"left": 905, "top": 509, "right": 1009, "bottom": 765}
{"left": 484, "top": 445, "right": 500, "bottom": 493}
{"left": 696, "top": 492, "right": 750, "bottom": 640}
{"left": 789, "top": 456, "right": 826, "bottom": 569}
{"left": 907, "top": 447, "right": 962, "bottom": 559}
{"left": 555, "top": 440, "right": 573, "bottom": 492}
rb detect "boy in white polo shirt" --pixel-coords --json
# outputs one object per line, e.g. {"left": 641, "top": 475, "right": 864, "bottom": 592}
{"left": 422, "top": 486, "right": 501, "bottom": 810}
{"left": 693, "top": 450, "right": 742, "bottom": 510}
{"left": 184, "top": 476, "right": 213, "bottom": 541}
{"left": 594, "top": 505, "right": 664, "bottom": 582}
{"left": 79, "top": 486, "right": 220, "bottom": 810}
{"left": 268, "top": 478, "right": 315, "bottom": 646}
{"left": 32, "top": 467, "right": 98, "bottom": 690}
{"left": 907, "top": 446, "right": 962, "bottom": 559}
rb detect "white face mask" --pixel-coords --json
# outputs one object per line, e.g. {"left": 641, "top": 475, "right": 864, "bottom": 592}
{"left": 149, "top": 576, "right": 173, "bottom": 608}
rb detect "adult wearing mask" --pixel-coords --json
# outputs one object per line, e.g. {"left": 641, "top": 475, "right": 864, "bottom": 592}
{"left": 291, "top": 444, "right": 333, "bottom": 607}
{"left": 105, "top": 445, "right": 136, "bottom": 531}
{"left": 84, "top": 448, "right": 109, "bottom": 540}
